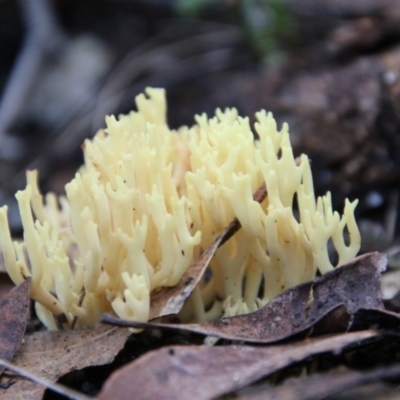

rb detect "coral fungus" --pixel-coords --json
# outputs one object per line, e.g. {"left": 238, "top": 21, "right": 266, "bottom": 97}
{"left": 0, "top": 88, "right": 360, "bottom": 329}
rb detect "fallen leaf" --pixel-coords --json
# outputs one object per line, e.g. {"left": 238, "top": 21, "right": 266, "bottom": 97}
{"left": 148, "top": 220, "right": 239, "bottom": 320}
{"left": 95, "top": 330, "right": 380, "bottom": 400}
{"left": 237, "top": 364, "right": 400, "bottom": 400}
{"left": 0, "top": 279, "right": 30, "bottom": 376}
{"left": 0, "top": 325, "right": 131, "bottom": 400}
{"left": 103, "top": 252, "right": 387, "bottom": 343}
{"left": 312, "top": 252, "right": 386, "bottom": 313}
{"left": 149, "top": 183, "right": 267, "bottom": 320}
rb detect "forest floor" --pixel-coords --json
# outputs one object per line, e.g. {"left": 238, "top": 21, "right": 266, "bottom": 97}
{"left": 1, "top": 1, "right": 400, "bottom": 399}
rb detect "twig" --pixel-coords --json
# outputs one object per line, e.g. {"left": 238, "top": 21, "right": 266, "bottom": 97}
{"left": 0, "top": 359, "right": 91, "bottom": 400}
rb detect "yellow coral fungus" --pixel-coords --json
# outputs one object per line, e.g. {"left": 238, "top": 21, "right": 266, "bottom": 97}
{"left": 0, "top": 88, "right": 361, "bottom": 329}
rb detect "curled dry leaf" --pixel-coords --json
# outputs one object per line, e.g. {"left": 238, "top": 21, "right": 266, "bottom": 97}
{"left": 0, "top": 279, "right": 30, "bottom": 376}
{"left": 0, "top": 326, "right": 131, "bottom": 400}
{"left": 103, "top": 252, "right": 387, "bottom": 343}
{"left": 149, "top": 183, "right": 267, "bottom": 320}
{"left": 95, "top": 330, "right": 380, "bottom": 400}
{"left": 148, "top": 218, "right": 239, "bottom": 320}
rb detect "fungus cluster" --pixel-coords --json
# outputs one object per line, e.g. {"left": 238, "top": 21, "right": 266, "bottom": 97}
{"left": 0, "top": 88, "right": 360, "bottom": 329}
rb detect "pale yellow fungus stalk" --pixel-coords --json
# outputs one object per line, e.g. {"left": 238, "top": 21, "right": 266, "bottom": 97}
{"left": 0, "top": 88, "right": 361, "bottom": 329}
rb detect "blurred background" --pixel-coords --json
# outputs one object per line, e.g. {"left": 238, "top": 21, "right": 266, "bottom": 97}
{"left": 1, "top": 0, "right": 400, "bottom": 271}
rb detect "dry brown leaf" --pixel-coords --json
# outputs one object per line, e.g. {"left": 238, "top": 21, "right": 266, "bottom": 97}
{"left": 312, "top": 252, "right": 386, "bottom": 312}
{"left": 0, "top": 279, "right": 30, "bottom": 376}
{"left": 0, "top": 325, "right": 131, "bottom": 400}
{"left": 95, "top": 330, "right": 380, "bottom": 400}
{"left": 149, "top": 183, "right": 267, "bottom": 320}
{"left": 148, "top": 221, "right": 239, "bottom": 320}
{"left": 238, "top": 364, "right": 400, "bottom": 400}
{"left": 103, "top": 252, "right": 387, "bottom": 343}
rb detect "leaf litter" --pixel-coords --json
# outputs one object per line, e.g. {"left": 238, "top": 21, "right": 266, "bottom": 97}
{"left": 0, "top": 326, "right": 131, "bottom": 400}
{"left": 236, "top": 364, "right": 400, "bottom": 400}
{"left": 94, "top": 330, "right": 380, "bottom": 400}
{"left": 102, "top": 252, "right": 388, "bottom": 343}
{"left": 1, "top": 189, "right": 400, "bottom": 399}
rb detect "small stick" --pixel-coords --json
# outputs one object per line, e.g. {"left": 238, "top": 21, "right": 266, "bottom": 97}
{"left": 0, "top": 359, "right": 90, "bottom": 400}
